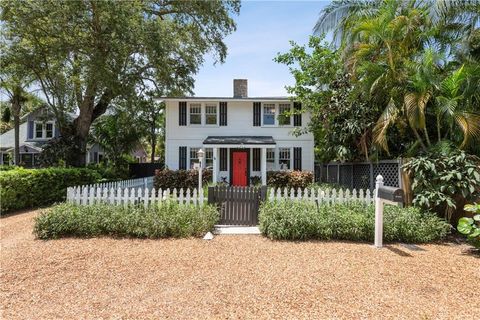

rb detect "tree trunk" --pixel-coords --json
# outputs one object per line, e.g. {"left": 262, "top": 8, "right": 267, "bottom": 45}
{"left": 13, "top": 114, "right": 20, "bottom": 166}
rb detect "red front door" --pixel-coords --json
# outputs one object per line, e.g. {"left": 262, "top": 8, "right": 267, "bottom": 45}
{"left": 232, "top": 151, "right": 248, "bottom": 186}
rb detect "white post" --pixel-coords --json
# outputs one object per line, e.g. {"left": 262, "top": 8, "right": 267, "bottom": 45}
{"left": 261, "top": 147, "right": 267, "bottom": 186}
{"left": 374, "top": 175, "right": 384, "bottom": 248}
{"left": 197, "top": 149, "right": 204, "bottom": 192}
{"left": 212, "top": 147, "right": 218, "bottom": 184}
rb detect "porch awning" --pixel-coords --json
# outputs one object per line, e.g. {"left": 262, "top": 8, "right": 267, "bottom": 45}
{"left": 203, "top": 136, "right": 276, "bottom": 146}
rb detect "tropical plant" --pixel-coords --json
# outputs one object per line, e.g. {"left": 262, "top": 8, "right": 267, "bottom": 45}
{"left": 457, "top": 203, "right": 480, "bottom": 249}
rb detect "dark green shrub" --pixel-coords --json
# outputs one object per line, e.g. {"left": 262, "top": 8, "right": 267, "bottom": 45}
{"left": 0, "top": 165, "right": 18, "bottom": 171}
{"left": 34, "top": 202, "right": 219, "bottom": 239}
{"left": 267, "top": 171, "right": 313, "bottom": 189}
{"left": 154, "top": 169, "right": 212, "bottom": 190}
{"left": 457, "top": 203, "right": 480, "bottom": 249}
{"left": 259, "top": 200, "right": 449, "bottom": 243}
{"left": 0, "top": 167, "right": 101, "bottom": 213}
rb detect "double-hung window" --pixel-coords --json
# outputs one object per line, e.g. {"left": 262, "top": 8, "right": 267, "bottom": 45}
{"left": 278, "top": 103, "right": 291, "bottom": 126}
{"left": 190, "top": 147, "right": 199, "bottom": 168}
{"left": 266, "top": 148, "right": 275, "bottom": 171}
{"left": 205, "top": 104, "right": 217, "bottom": 125}
{"left": 205, "top": 148, "right": 213, "bottom": 168}
{"left": 189, "top": 104, "right": 202, "bottom": 125}
{"left": 279, "top": 148, "right": 291, "bottom": 170}
{"left": 263, "top": 104, "right": 275, "bottom": 125}
{"left": 35, "top": 123, "right": 43, "bottom": 138}
{"left": 45, "top": 123, "right": 54, "bottom": 138}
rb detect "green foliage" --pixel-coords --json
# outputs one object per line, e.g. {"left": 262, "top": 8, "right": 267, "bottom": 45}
{"left": 154, "top": 169, "right": 212, "bottom": 190}
{"left": 259, "top": 200, "right": 449, "bottom": 243}
{"left": 457, "top": 203, "right": 480, "bottom": 249}
{"left": 0, "top": 167, "right": 101, "bottom": 213}
{"left": 267, "top": 171, "right": 314, "bottom": 189}
{"left": 0, "top": 165, "right": 17, "bottom": 171}
{"left": 86, "top": 162, "right": 130, "bottom": 181}
{"left": 34, "top": 202, "right": 219, "bottom": 239}
{"left": 403, "top": 151, "right": 480, "bottom": 220}
{"left": 37, "top": 136, "right": 80, "bottom": 167}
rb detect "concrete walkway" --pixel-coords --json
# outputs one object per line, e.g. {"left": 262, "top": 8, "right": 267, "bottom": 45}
{"left": 213, "top": 225, "right": 261, "bottom": 235}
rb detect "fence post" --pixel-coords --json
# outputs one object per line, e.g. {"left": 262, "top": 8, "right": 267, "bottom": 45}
{"left": 374, "top": 175, "right": 384, "bottom": 248}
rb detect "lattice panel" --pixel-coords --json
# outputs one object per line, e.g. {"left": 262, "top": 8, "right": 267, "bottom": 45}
{"left": 339, "top": 165, "right": 352, "bottom": 188}
{"left": 327, "top": 165, "right": 338, "bottom": 184}
{"left": 373, "top": 163, "right": 399, "bottom": 187}
{"left": 352, "top": 164, "right": 371, "bottom": 190}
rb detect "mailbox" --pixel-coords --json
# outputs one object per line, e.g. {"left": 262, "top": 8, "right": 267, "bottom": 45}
{"left": 377, "top": 186, "right": 404, "bottom": 203}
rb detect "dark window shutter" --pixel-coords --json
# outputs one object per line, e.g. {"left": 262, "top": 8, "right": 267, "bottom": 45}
{"left": 220, "top": 148, "right": 227, "bottom": 171}
{"left": 253, "top": 102, "right": 261, "bottom": 126}
{"left": 294, "top": 102, "right": 302, "bottom": 126}
{"left": 28, "top": 121, "right": 34, "bottom": 139}
{"left": 252, "top": 148, "right": 261, "bottom": 171}
{"left": 179, "top": 146, "right": 187, "bottom": 170}
{"left": 179, "top": 101, "right": 187, "bottom": 126}
{"left": 293, "top": 147, "right": 302, "bottom": 171}
{"left": 220, "top": 102, "right": 227, "bottom": 126}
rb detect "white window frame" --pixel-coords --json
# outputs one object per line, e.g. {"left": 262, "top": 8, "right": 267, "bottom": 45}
{"left": 266, "top": 148, "right": 275, "bottom": 171}
{"left": 261, "top": 102, "right": 293, "bottom": 127}
{"left": 205, "top": 148, "right": 213, "bottom": 168}
{"left": 278, "top": 103, "right": 292, "bottom": 126}
{"left": 278, "top": 147, "right": 291, "bottom": 170}
{"left": 204, "top": 103, "right": 218, "bottom": 126}
{"left": 33, "top": 121, "right": 55, "bottom": 140}
{"left": 189, "top": 147, "right": 200, "bottom": 169}
{"left": 262, "top": 103, "right": 276, "bottom": 126}
{"left": 188, "top": 103, "right": 202, "bottom": 126}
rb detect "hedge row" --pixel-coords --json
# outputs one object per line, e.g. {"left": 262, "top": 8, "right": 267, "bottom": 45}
{"left": 267, "top": 171, "right": 314, "bottom": 189}
{"left": 154, "top": 169, "right": 212, "bottom": 190}
{"left": 259, "top": 200, "right": 449, "bottom": 243}
{"left": 34, "top": 202, "right": 219, "bottom": 239}
{"left": 0, "top": 167, "right": 101, "bottom": 213}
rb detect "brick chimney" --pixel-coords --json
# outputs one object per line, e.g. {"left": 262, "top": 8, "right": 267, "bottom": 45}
{"left": 233, "top": 79, "right": 248, "bottom": 98}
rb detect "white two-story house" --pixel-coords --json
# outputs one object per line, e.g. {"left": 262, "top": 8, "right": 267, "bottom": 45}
{"left": 162, "top": 79, "right": 314, "bottom": 186}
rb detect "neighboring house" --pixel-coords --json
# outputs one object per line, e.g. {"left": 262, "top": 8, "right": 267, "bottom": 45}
{"left": 162, "top": 79, "right": 314, "bottom": 186}
{"left": 0, "top": 107, "right": 147, "bottom": 167}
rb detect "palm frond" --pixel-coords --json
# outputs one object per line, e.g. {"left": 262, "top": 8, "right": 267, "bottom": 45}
{"left": 454, "top": 112, "right": 480, "bottom": 148}
{"left": 372, "top": 98, "right": 399, "bottom": 153}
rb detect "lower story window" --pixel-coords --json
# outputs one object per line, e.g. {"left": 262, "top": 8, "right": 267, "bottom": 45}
{"left": 190, "top": 147, "right": 199, "bottom": 169}
{"left": 205, "top": 148, "right": 213, "bottom": 168}
{"left": 279, "top": 148, "right": 290, "bottom": 170}
{"left": 267, "top": 148, "right": 275, "bottom": 171}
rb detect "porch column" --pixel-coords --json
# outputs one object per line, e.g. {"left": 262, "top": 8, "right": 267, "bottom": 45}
{"left": 261, "top": 147, "right": 267, "bottom": 185}
{"left": 212, "top": 147, "right": 218, "bottom": 184}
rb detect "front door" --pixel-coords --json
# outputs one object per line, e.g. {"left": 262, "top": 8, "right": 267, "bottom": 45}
{"left": 232, "top": 151, "right": 248, "bottom": 186}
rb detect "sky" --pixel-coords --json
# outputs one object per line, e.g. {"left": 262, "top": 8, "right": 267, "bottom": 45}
{"left": 193, "top": 0, "right": 330, "bottom": 97}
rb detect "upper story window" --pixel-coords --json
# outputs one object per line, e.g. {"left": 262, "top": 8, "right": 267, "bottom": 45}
{"left": 189, "top": 104, "right": 202, "bottom": 125}
{"left": 263, "top": 104, "right": 276, "bottom": 125}
{"left": 261, "top": 103, "right": 292, "bottom": 126}
{"left": 205, "top": 104, "right": 217, "bottom": 125}
{"left": 33, "top": 121, "right": 55, "bottom": 139}
{"left": 278, "top": 103, "right": 292, "bottom": 126}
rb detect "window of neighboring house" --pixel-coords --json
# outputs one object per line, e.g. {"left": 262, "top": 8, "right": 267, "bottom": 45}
{"left": 189, "top": 104, "right": 202, "bottom": 125}
{"left": 278, "top": 148, "right": 291, "bottom": 170}
{"left": 45, "top": 123, "right": 54, "bottom": 138}
{"left": 190, "top": 147, "right": 199, "bottom": 169}
{"left": 35, "top": 123, "right": 43, "bottom": 138}
{"left": 205, "top": 148, "right": 213, "bottom": 168}
{"left": 20, "top": 153, "right": 33, "bottom": 168}
{"left": 278, "top": 103, "right": 291, "bottom": 126}
{"left": 205, "top": 104, "right": 217, "bottom": 125}
{"left": 2, "top": 153, "right": 11, "bottom": 165}
{"left": 266, "top": 148, "right": 275, "bottom": 171}
{"left": 263, "top": 104, "right": 276, "bottom": 125}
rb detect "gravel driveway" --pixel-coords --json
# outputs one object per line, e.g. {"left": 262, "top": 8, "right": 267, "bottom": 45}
{"left": 1, "top": 209, "right": 478, "bottom": 319}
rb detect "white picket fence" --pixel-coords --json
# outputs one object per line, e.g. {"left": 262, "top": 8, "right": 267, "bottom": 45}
{"left": 268, "top": 187, "right": 374, "bottom": 205}
{"left": 66, "top": 186, "right": 205, "bottom": 207}
{"left": 85, "top": 176, "right": 154, "bottom": 190}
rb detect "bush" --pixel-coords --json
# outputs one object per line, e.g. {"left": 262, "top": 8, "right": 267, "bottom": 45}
{"left": 0, "top": 167, "right": 101, "bottom": 213}
{"left": 457, "top": 203, "right": 480, "bottom": 249}
{"left": 154, "top": 169, "right": 212, "bottom": 190}
{"left": 34, "top": 202, "right": 219, "bottom": 239}
{"left": 259, "top": 200, "right": 449, "bottom": 243}
{"left": 267, "top": 171, "right": 313, "bottom": 189}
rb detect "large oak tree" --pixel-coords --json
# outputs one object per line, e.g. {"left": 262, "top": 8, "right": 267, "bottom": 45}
{"left": 1, "top": 0, "right": 240, "bottom": 166}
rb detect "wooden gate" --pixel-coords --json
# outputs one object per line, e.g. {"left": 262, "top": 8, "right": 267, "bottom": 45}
{"left": 208, "top": 186, "right": 267, "bottom": 225}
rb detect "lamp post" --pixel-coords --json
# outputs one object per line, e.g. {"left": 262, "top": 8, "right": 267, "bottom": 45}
{"left": 197, "top": 149, "right": 205, "bottom": 192}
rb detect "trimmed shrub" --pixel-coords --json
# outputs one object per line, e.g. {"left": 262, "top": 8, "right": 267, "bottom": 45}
{"left": 154, "top": 169, "right": 212, "bottom": 190}
{"left": 34, "top": 202, "right": 219, "bottom": 239}
{"left": 259, "top": 200, "right": 449, "bottom": 243}
{"left": 267, "top": 171, "right": 313, "bottom": 189}
{"left": 0, "top": 167, "right": 101, "bottom": 213}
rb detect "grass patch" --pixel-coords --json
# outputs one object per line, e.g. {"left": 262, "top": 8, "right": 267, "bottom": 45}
{"left": 34, "top": 202, "right": 219, "bottom": 239}
{"left": 259, "top": 200, "right": 449, "bottom": 243}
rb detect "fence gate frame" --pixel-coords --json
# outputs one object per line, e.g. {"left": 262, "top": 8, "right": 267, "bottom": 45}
{"left": 208, "top": 186, "right": 267, "bottom": 226}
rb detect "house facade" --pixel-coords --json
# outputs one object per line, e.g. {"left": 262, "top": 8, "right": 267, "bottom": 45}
{"left": 162, "top": 79, "right": 314, "bottom": 186}
{"left": 0, "top": 108, "right": 147, "bottom": 167}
